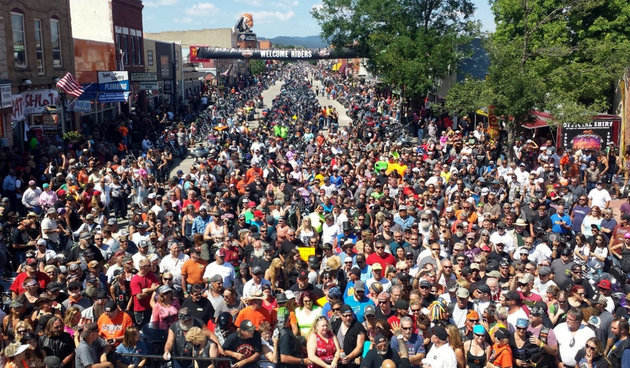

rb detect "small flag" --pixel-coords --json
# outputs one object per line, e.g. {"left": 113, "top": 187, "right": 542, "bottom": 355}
{"left": 220, "top": 65, "right": 233, "bottom": 77}
{"left": 56, "top": 72, "right": 84, "bottom": 97}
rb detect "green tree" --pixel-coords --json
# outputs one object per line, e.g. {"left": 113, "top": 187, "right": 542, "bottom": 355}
{"left": 249, "top": 59, "right": 266, "bottom": 76}
{"left": 450, "top": 0, "right": 630, "bottom": 128}
{"left": 312, "top": 0, "right": 479, "bottom": 108}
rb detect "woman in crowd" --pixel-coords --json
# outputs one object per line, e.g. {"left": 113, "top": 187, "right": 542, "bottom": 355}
{"left": 3, "top": 300, "right": 30, "bottom": 343}
{"left": 574, "top": 337, "right": 610, "bottom": 368}
{"left": 265, "top": 258, "right": 286, "bottom": 291}
{"left": 151, "top": 285, "right": 180, "bottom": 330}
{"left": 295, "top": 291, "right": 322, "bottom": 336}
{"left": 21, "top": 332, "right": 46, "bottom": 368}
{"left": 464, "top": 324, "right": 491, "bottom": 368}
{"left": 63, "top": 306, "right": 82, "bottom": 345}
{"left": 115, "top": 326, "right": 148, "bottom": 368}
{"left": 307, "top": 316, "right": 341, "bottom": 368}
{"left": 446, "top": 324, "right": 466, "bottom": 368}
{"left": 510, "top": 319, "right": 538, "bottom": 368}
{"left": 488, "top": 328, "right": 513, "bottom": 368}
{"left": 568, "top": 285, "right": 589, "bottom": 309}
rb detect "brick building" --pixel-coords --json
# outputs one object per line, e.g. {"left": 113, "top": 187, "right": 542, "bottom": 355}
{"left": 2, "top": 0, "right": 74, "bottom": 146}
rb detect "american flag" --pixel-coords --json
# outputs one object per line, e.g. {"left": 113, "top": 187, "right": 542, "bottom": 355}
{"left": 56, "top": 72, "right": 84, "bottom": 97}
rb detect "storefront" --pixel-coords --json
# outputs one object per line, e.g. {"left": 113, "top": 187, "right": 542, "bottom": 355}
{"left": 11, "top": 89, "right": 63, "bottom": 147}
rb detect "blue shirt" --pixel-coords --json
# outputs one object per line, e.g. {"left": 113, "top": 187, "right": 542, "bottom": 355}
{"left": 344, "top": 295, "right": 375, "bottom": 323}
{"left": 393, "top": 214, "right": 416, "bottom": 231}
{"left": 550, "top": 213, "right": 572, "bottom": 234}
{"left": 116, "top": 341, "right": 149, "bottom": 365}
{"left": 192, "top": 215, "right": 211, "bottom": 234}
{"left": 391, "top": 334, "right": 425, "bottom": 368}
{"left": 623, "top": 347, "right": 630, "bottom": 368}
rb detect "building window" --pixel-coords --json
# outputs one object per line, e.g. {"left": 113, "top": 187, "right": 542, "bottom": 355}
{"left": 34, "top": 19, "right": 44, "bottom": 74}
{"left": 136, "top": 38, "right": 142, "bottom": 65}
{"left": 122, "top": 36, "right": 128, "bottom": 65}
{"left": 50, "top": 18, "right": 62, "bottom": 68}
{"left": 130, "top": 36, "right": 135, "bottom": 65}
{"left": 147, "top": 50, "right": 153, "bottom": 66}
{"left": 11, "top": 12, "right": 27, "bottom": 68}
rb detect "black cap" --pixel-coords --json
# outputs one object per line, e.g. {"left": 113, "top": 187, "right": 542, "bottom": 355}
{"left": 46, "top": 282, "right": 61, "bottom": 292}
{"left": 432, "top": 325, "right": 449, "bottom": 341}
{"left": 495, "top": 327, "right": 510, "bottom": 340}
{"left": 104, "top": 300, "right": 117, "bottom": 312}
{"left": 340, "top": 304, "right": 353, "bottom": 315}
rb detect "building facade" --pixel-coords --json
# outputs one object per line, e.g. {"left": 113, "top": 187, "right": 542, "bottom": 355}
{"left": 3, "top": 0, "right": 75, "bottom": 146}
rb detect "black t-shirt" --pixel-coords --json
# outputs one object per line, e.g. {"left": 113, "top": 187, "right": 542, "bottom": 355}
{"left": 280, "top": 239, "right": 304, "bottom": 258}
{"left": 222, "top": 330, "right": 262, "bottom": 368}
{"left": 277, "top": 329, "right": 303, "bottom": 368}
{"left": 289, "top": 283, "right": 324, "bottom": 301}
{"left": 181, "top": 296, "right": 215, "bottom": 324}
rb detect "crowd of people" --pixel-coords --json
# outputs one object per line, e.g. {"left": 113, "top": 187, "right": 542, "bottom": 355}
{"left": 0, "top": 62, "right": 629, "bottom": 368}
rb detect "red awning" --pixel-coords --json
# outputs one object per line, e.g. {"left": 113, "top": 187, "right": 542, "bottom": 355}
{"left": 523, "top": 111, "right": 553, "bottom": 129}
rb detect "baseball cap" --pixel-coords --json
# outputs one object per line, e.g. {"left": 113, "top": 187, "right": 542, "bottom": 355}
{"left": 104, "top": 300, "right": 117, "bottom": 312}
{"left": 240, "top": 320, "right": 256, "bottom": 332}
{"left": 297, "top": 269, "right": 308, "bottom": 279}
{"left": 495, "top": 327, "right": 510, "bottom": 340}
{"left": 538, "top": 266, "right": 552, "bottom": 276}
{"left": 432, "top": 325, "right": 449, "bottom": 341}
{"left": 364, "top": 305, "right": 376, "bottom": 316}
{"left": 371, "top": 263, "right": 382, "bottom": 271}
{"left": 456, "top": 288, "right": 470, "bottom": 298}
{"left": 597, "top": 279, "right": 612, "bottom": 290}
{"left": 44, "top": 356, "right": 63, "bottom": 368}
{"left": 467, "top": 310, "right": 480, "bottom": 320}
{"left": 354, "top": 280, "right": 366, "bottom": 292}
{"left": 516, "top": 318, "right": 529, "bottom": 328}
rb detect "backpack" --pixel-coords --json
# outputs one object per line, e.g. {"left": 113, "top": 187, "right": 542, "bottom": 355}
{"left": 608, "top": 338, "right": 630, "bottom": 368}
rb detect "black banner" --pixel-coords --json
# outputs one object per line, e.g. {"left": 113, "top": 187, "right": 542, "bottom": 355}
{"left": 196, "top": 47, "right": 363, "bottom": 60}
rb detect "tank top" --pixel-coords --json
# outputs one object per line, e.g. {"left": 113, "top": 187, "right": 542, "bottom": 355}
{"left": 315, "top": 331, "right": 336, "bottom": 364}
{"left": 295, "top": 307, "right": 322, "bottom": 336}
{"left": 466, "top": 341, "right": 487, "bottom": 368}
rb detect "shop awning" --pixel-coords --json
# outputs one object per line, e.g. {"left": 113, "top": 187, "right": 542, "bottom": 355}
{"left": 523, "top": 111, "right": 553, "bottom": 129}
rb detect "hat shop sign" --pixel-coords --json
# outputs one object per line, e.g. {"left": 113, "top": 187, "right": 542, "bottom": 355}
{"left": 11, "top": 89, "right": 60, "bottom": 123}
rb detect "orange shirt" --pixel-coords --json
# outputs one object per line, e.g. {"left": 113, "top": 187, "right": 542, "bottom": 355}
{"left": 181, "top": 259, "right": 207, "bottom": 286}
{"left": 490, "top": 343, "right": 513, "bottom": 368}
{"left": 235, "top": 306, "right": 275, "bottom": 329}
{"left": 98, "top": 310, "right": 133, "bottom": 344}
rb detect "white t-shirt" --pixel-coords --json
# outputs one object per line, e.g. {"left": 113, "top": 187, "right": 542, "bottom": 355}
{"left": 506, "top": 307, "right": 529, "bottom": 332}
{"left": 159, "top": 253, "right": 189, "bottom": 289}
{"left": 203, "top": 261, "right": 236, "bottom": 288}
{"left": 422, "top": 342, "right": 457, "bottom": 368}
{"left": 321, "top": 222, "right": 340, "bottom": 245}
{"left": 588, "top": 188, "right": 611, "bottom": 209}
{"left": 553, "top": 323, "right": 595, "bottom": 366}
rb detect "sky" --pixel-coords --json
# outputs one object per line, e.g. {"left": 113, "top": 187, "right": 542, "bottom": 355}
{"left": 142, "top": 0, "right": 496, "bottom": 39}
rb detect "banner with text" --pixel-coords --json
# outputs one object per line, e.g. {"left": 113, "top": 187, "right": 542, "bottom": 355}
{"left": 196, "top": 47, "right": 362, "bottom": 60}
{"left": 11, "top": 89, "right": 60, "bottom": 122}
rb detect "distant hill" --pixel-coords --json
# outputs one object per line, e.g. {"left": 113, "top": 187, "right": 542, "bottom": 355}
{"left": 266, "top": 35, "right": 327, "bottom": 48}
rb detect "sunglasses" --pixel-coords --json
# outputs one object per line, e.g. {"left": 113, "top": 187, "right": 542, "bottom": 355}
{"left": 178, "top": 314, "right": 191, "bottom": 320}
{"left": 163, "top": 278, "right": 173, "bottom": 281}
{"left": 332, "top": 308, "right": 340, "bottom": 312}
{"left": 401, "top": 327, "right": 413, "bottom": 330}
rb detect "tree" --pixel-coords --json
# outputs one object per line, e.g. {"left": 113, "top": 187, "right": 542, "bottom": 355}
{"left": 449, "top": 0, "right": 630, "bottom": 128}
{"left": 249, "top": 60, "right": 266, "bottom": 76}
{"left": 312, "top": 0, "right": 479, "bottom": 108}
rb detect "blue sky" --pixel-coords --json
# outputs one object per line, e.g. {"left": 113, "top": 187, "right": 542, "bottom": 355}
{"left": 142, "top": 0, "right": 495, "bottom": 39}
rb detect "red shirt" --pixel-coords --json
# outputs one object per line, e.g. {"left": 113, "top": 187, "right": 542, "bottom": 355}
{"left": 10, "top": 271, "right": 50, "bottom": 295}
{"left": 182, "top": 199, "right": 201, "bottom": 211}
{"left": 130, "top": 272, "right": 159, "bottom": 311}
{"left": 366, "top": 252, "right": 396, "bottom": 270}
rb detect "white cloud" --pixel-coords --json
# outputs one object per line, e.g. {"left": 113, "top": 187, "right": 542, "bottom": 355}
{"left": 249, "top": 10, "right": 295, "bottom": 24}
{"left": 144, "top": 0, "right": 178, "bottom": 7}
{"left": 185, "top": 3, "right": 219, "bottom": 16}
{"left": 234, "top": 0, "right": 263, "bottom": 5}
{"left": 272, "top": 0, "right": 299, "bottom": 9}
{"left": 174, "top": 17, "right": 193, "bottom": 24}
